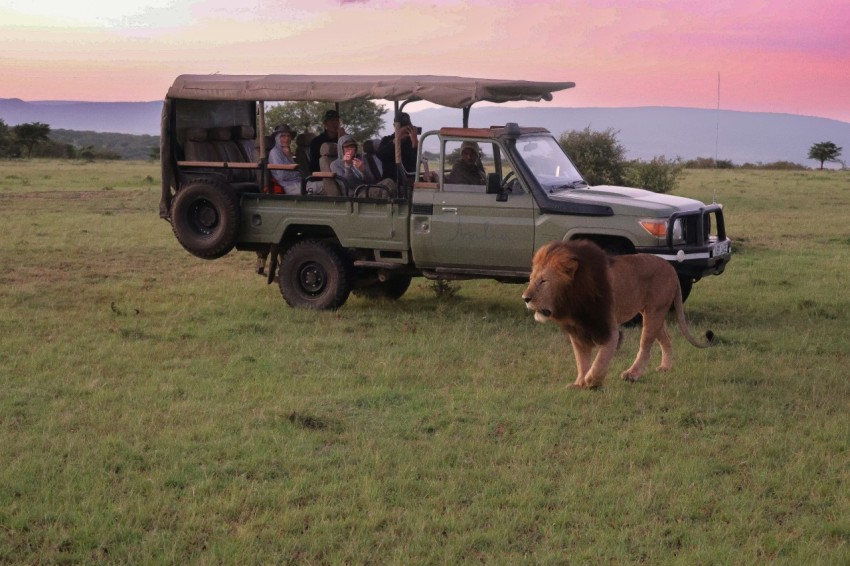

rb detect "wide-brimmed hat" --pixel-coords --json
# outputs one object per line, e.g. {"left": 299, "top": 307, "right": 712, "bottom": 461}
{"left": 273, "top": 124, "right": 296, "bottom": 137}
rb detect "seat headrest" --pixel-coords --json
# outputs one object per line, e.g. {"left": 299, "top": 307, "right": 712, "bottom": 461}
{"left": 185, "top": 128, "right": 208, "bottom": 141}
{"left": 208, "top": 127, "right": 232, "bottom": 141}
{"left": 320, "top": 142, "right": 338, "bottom": 158}
{"left": 234, "top": 125, "right": 255, "bottom": 140}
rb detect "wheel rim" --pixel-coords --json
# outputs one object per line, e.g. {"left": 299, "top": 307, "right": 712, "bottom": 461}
{"left": 188, "top": 198, "right": 219, "bottom": 235}
{"left": 298, "top": 261, "right": 327, "bottom": 295}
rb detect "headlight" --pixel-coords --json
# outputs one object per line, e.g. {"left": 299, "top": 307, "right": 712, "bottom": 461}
{"left": 672, "top": 219, "right": 683, "bottom": 242}
{"left": 639, "top": 218, "right": 684, "bottom": 243}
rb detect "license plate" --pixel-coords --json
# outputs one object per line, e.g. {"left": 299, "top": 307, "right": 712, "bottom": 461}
{"left": 712, "top": 240, "right": 730, "bottom": 257}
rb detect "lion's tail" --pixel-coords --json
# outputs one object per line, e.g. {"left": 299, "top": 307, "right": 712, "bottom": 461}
{"left": 673, "top": 285, "right": 714, "bottom": 348}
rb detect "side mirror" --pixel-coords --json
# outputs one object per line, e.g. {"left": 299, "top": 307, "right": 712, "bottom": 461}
{"left": 486, "top": 173, "right": 500, "bottom": 195}
{"left": 487, "top": 173, "right": 509, "bottom": 202}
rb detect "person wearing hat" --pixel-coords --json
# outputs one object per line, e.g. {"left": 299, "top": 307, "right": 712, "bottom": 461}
{"left": 376, "top": 112, "right": 420, "bottom": 183}
{"left": 269, "top": 124, "right": 302, "bottom": 194}
{"left": 446, "top": 140, "right": 487, "bottom": 185}
{"left": 329, "top": 134, "right": 379, "bottom": 195}
{"left": 309, "top": 109, "right": 346, "bottom": 173}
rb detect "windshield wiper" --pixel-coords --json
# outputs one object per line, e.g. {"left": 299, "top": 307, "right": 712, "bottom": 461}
{"left": 548, "top": 180, "right": 587, "bottom": 192}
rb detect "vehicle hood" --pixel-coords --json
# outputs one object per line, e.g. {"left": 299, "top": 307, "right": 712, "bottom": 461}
{"left": 549, "top": 185, "right": 706, "bottom": 216}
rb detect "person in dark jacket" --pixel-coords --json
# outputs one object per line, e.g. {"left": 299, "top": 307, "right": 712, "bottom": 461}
{"left": 309, "top": 109, "right": 345, "bottom": 173}
{"left": 376, "top": 112, "right": 419, "bottom": 182}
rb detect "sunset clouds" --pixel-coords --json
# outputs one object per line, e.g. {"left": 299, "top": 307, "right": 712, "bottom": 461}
{"left": 1, "top": 0, "right": 848, "bottom": 122}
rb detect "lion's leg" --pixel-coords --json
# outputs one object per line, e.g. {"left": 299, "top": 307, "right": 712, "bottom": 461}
{"left": 621, "top": 310, "right": 664, "bottom": 382}
{"left": 582, "top": 328, "right": 619, "bottom": 388}
{"left": 569, "top": 335, "right": 594, "bottom": 387}
{"left": 656, "top": 323, "right": 674, "bottom": 372}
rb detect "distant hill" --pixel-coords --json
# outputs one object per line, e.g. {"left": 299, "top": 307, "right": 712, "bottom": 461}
{"left": 410, "top": 106, "right": 850, "bottom": 168}
{"left": 2, "top": 98, "right": 848, "bottom": 167}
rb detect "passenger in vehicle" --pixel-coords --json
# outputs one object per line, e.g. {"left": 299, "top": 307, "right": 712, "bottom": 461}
{"left": 309, "top": 109, "right": 346, "bottom": 173}
{"left": 330, "top": 135, "right": 378, "bottom": 194}
{"left": 446, "top": 141, "right": 486, "bottom": 185}
{"left": 376, "top": 112, "right": 419, "bottom": 182}
{"left": 268, "top": 125, "right": 303, "bottom": 194}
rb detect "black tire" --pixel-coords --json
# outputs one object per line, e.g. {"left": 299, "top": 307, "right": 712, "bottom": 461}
{"left": 171, "top": 179, "right": 240, "bottom": 259}
{"left": 353, "top": 275, "right": 412, "bottom": 300}
{"left": 279, "top": 240, "right": 352, "bottom": 310}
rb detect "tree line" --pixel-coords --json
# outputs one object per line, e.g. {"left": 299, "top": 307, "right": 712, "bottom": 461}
{"left": 0, "top": 119, "right": 158, "bottom": 160}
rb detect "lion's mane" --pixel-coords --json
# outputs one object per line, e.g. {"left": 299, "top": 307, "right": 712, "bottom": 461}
{"left": 532, "top": 240, "right": 614, "bottom": 345}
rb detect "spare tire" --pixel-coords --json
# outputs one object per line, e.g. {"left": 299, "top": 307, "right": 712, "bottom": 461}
{"left": 171, "top": 179, "right": 240, "bottom": 259}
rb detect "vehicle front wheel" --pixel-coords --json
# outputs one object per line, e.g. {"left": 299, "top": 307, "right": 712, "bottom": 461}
{"left": 279, "top": 240, "right": 352, "bottom": 310}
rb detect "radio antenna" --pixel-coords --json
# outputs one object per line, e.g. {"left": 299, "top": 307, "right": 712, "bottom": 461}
{"left": 713, "top": 72, "right": 720, "bottom": 204}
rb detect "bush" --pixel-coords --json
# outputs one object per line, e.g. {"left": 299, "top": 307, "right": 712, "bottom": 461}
{"left": 626, "top": 156, "right": 684, "bottom": 194}
{"left": 558, "top": 127, "right": 626, "bottom": 186}
{"left": 740, "top": 161, "right": 807, "bottom": 170}
{"left": 683, "top": 157, "right": 736, "bottom": 169}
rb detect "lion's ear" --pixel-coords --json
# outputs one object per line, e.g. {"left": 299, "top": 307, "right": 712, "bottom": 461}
{"left": 561, "top": 257, "right": 578, "bottom": 278}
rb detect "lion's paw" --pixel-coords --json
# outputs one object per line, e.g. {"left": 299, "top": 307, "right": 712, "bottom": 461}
{"left": 620, "top": 370, "right": 640, "bottom": 382}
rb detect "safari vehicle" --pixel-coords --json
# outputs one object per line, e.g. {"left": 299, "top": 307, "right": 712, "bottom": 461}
{"left": 159, "top": 74, "right": 731, "bottom": 309}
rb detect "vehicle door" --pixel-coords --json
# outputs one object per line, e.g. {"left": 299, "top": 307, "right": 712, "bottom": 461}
{"left": 411, "top": 136, "right": 535, "bottom": 270}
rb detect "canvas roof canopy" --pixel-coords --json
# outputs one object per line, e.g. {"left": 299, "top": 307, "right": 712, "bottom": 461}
{"left": 166, "top": 74, "right": 575, "bottom": 108}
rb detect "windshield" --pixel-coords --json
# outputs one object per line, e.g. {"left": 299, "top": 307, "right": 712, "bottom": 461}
{"left": 516, "top": 135, "right": 586, "bottom": 191}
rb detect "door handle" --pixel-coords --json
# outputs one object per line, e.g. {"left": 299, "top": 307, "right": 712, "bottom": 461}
{"left": 441, "top": 207, "right": 458, "bottom": 214}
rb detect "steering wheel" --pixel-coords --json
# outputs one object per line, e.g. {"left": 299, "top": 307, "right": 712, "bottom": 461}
{"left": 501, "top": 171, "right": 517, "bottom": 191}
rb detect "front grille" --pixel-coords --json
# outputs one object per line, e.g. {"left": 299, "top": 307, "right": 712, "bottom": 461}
{"left": 668, "top": 204, "right": 725, "bottom": 247}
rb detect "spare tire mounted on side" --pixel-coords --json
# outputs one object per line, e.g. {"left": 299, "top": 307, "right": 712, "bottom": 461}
{"left": 171, "top": 179, "right": 240, "bottom": 259}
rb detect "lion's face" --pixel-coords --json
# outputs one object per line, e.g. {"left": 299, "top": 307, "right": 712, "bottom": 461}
{"left": 522, "top": 243, "right": 578, "bottom": 323}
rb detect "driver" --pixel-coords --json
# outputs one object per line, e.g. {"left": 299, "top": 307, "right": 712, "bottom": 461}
{"left": 446, "top": 141, "right": 486, "bottom": 185}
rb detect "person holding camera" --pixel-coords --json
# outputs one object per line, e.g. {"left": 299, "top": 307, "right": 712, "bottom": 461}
{"left": 376, "top": 112, "right": 420, "bottom": 183}
{"left": 329, "top": 135, "right": 377, "bottom": 195}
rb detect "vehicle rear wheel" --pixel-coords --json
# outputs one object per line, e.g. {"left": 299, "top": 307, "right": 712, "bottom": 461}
{"left": 171, "top": 179, "right": 240, "bottom": 259}
{"left": 353, "top": 275, "right": 412, "bottom": 300}
{"left": 279, "top": 240, "right": 352, "bottom": 310}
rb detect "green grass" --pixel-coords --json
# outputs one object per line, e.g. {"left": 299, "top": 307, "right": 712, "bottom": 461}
{"left": 1, "top": 160, "right": 849, "bottom": 563}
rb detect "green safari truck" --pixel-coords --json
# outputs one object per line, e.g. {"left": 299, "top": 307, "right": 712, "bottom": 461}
{"left": 159, "top": 74, "right": 731, "bottom": 310}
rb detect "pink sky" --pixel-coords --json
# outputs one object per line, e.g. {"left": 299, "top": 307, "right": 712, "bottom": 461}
{"left": 1, "top": 0, "right": 848, "bottom": 123}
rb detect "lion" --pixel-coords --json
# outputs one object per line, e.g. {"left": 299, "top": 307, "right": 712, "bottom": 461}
{"left": 522, "top": 240, "right": 713, "bottom": 388}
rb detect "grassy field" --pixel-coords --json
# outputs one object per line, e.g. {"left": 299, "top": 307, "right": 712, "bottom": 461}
{"left": 1, "top": 160, "right": 849, "bottom": 563}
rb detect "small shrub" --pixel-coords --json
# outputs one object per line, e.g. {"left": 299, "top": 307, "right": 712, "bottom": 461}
{"left": 430, "top": 279, "right": 460, "bottom": 299}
